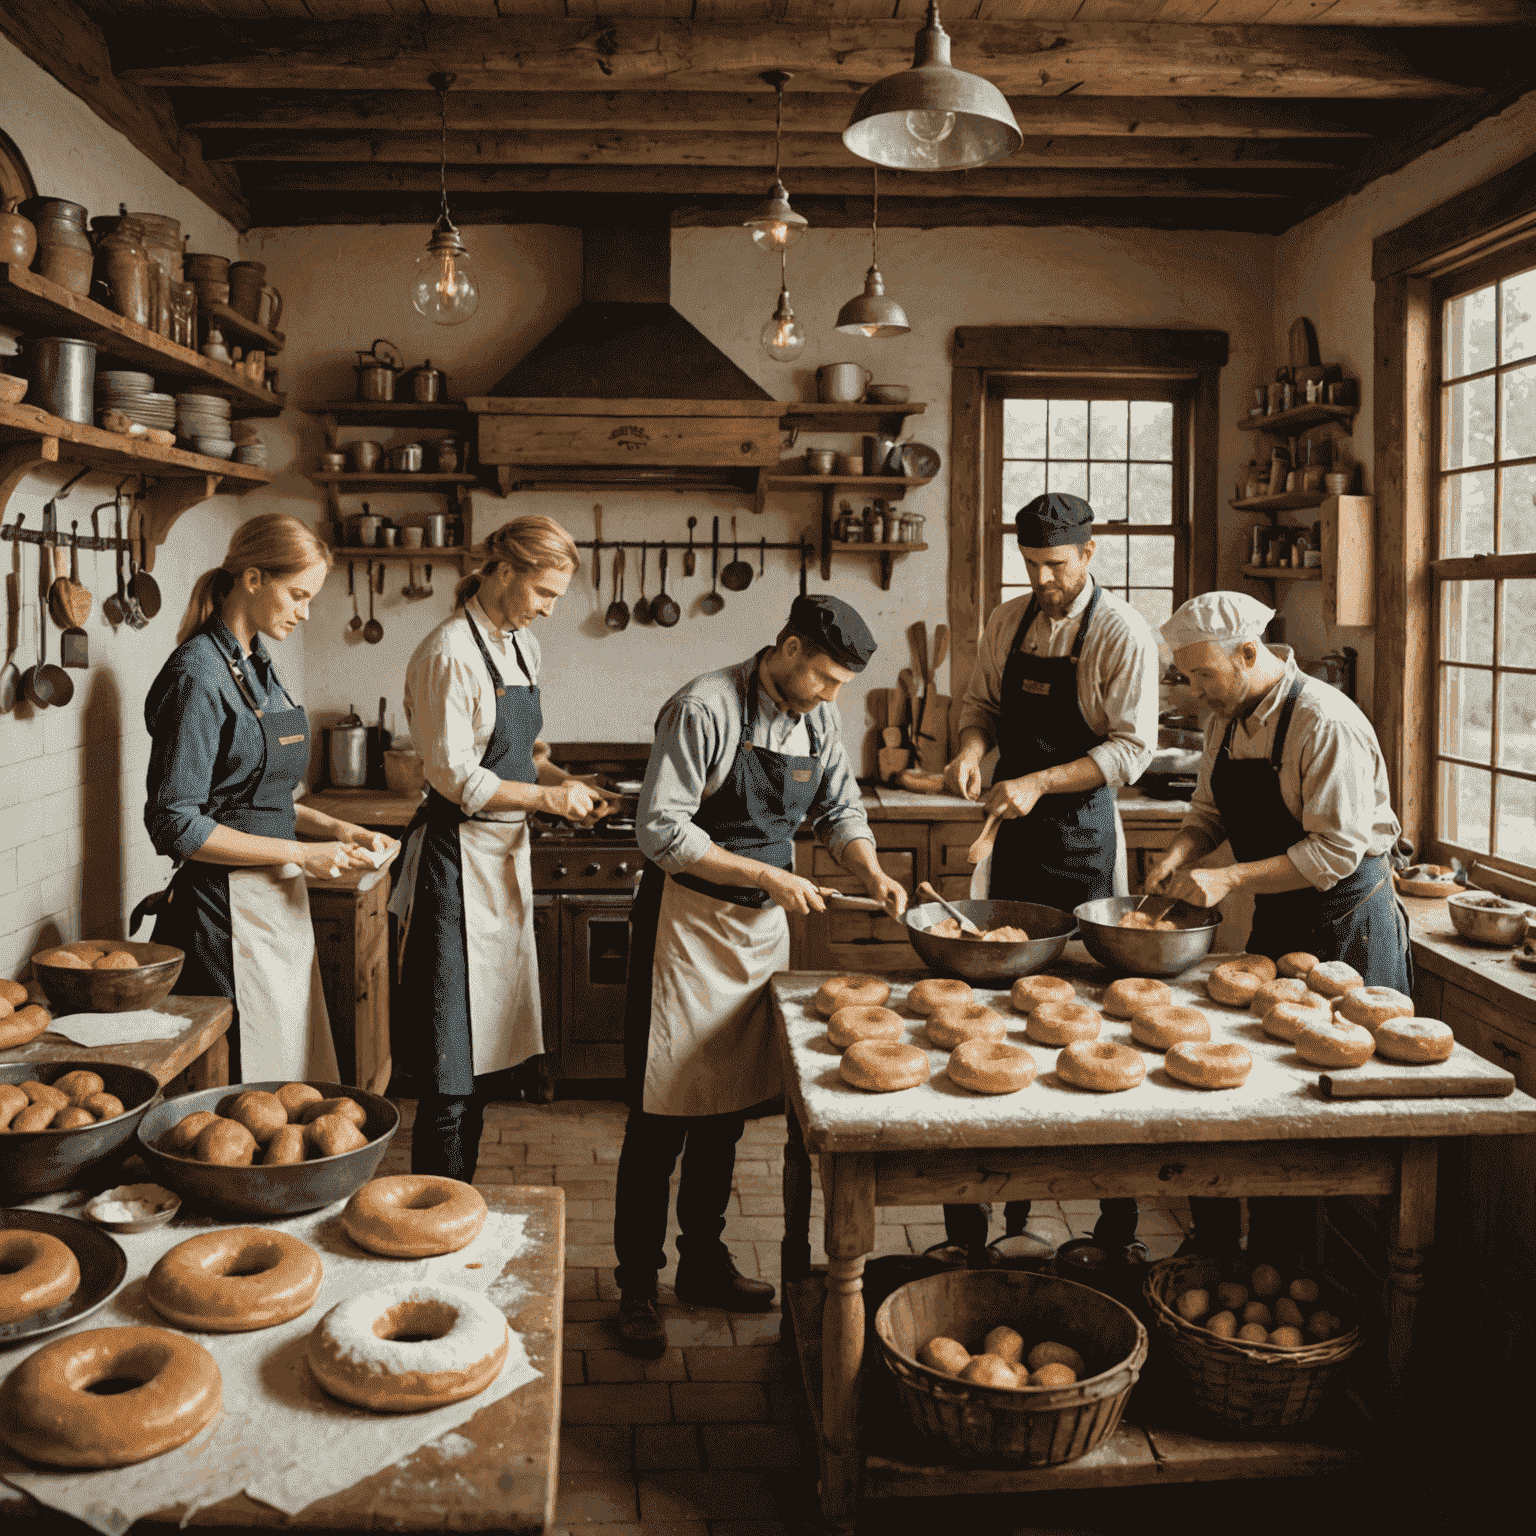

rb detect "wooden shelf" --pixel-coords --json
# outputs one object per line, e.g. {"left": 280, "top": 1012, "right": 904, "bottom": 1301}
{"left": 781, "top": 402, "right": 927, "bottom": 434}
{"left": 0, "top": 265, "right": 283, "bottom": 416}
{"left": 766, "top": 473, "right": 931, "bottom": 491}
{"left": 308, "top": 471, "right": 477, "bottom": 488}
{"left": 330, "top": 544, "right": 476, "bottom": 570}
{"left": 299, "top": 400, "right": 470, "bottom": 428}
{"left": 1230, "top": 491, "right": 1327, "bottom": 513}
{"left": 200, "top": 301, "right": 284, "bottom": 358}
{"left": 1241, "top": 563, "right": 1322, "bottom": 581}
{"left": 1239, "top": 402, "right": 1356, "bottom": 436}
{"left": 830, "top": 541, "right": 928, "bottom": 555}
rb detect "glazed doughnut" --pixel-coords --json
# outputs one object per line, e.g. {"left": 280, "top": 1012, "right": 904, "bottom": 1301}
{"left": 1374, "top": 1017, "right": 1455, "bottom": 1064}
{"left": 1010, "top": 974, "right": 1076, "bottom": 1013}
{"left": 94, "top": 951, "right": 139, "bottom": 970}
{"left": 1102, "top": 977, "right": 1173, "bottom": 1019}
{"left": 0, "top": 1004, "right": 50, "bottom": 1050}
{"left": 0, "top": 979, "right": 30, "bottom": 1007}
{"left": 1249, "top": 977, "right": 1315, "bottom": 1015}
{"left": 948, "top": 1040, "right": 1037, "bottom": 1095}
{"left": 814, "top": 975, "right": 892, "bottom": 1017}
{"left": 343, "top": 1175, "right": 489, "bottom": 1258}
{"left": 0, "top": 1231, "right": 81, "bottom": 1323}
{"left": 0, "top": 1326, "right": 221, "bottom": 1467}
{"left": 1308, "top": 960, "right": 1364, "bottom": 999}
{"left": 1166, "top": 1041, "right": 1253, "bottom": 1089}
{"left": 1130, "top": 1005, "right": 1211, "bottom": 1051}
{"left": 1025, "top": 1001, "right": 1101, "bottom": 1046}
{"left": 1207, "top": 955, "right": 1278, "bottom": 1005}
{"left": 1261, "top": 999, "right": 1331, "bottom": 1043}
{"left": 276, "top": 1082, "right": 324, "bottom": 1121}
{"left": 827, "top": 1005, "right": 905, "bottom": 1049}
{"left": 925, "top": 1003, "right": 1008, "bottom": 1049}
{"left": 147, "top": 1229, "right": 323, "bottom": 1332}
{"left": 1294, "top": 1017, "right": 1375, "bottom": 1068}
{"left": 307, "top": 1282, "right": 509, "bottom": 1412}
{"left": 839, "top": 1040, "right": 930, "bottom": 1092}
{"left": 53, "top": 1070, "right": 104, "bottom": 1103}
{"left": 1057, "top": 1040, "right": 1145, "bottom": 1092}
{"left": 1334, "top": 986, "right": 1414, "bottom": 1031}
{"left": 1277, "top": 952, "right": 1320, "bottom": 979}
{"left": 906, "top": 977, "right": 973, "bottom": 1016}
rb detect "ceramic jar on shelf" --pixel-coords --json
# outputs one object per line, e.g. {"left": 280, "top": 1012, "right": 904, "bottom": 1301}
{"left": 20, "top": 198, "right": 93, "bottom": 297}
{"left": 1, "top": 198, "right": 37, "bottom": 267}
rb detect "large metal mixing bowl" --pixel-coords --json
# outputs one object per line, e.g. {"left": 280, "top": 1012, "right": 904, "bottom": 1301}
{"left": 1073, "top": 896, "right": 1219, "bottom": 977}
{"left": 905, "top": 900, "right": 1076, "bottom": 984}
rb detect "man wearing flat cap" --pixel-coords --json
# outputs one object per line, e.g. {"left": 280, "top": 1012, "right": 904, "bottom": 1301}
{"left": 613, "top": 594, "right": 906, "bottom": 1356}
{"left": 944, "top": 491, "right": 1160, "bottom": 1257}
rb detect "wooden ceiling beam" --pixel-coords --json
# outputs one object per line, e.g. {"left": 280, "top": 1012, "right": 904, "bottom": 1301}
{"left": 109, "top": 18, "right": 1497, "bottom": 97}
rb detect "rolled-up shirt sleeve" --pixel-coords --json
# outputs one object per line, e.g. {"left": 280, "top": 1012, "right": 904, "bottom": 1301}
{"left": 637, "top": 700, "right": 721, "bottom": 873}
{"left": 1175, "top": 731, "right": 1226, "bottom": 861}
{"left": 413, "top": 650, "right": 501, "bottom": 817}
{"left": 144, "top": 665, "right": 225, "bottom": 861}
{"left": 1083, "top": 623, "right": 1159, "bottom": 789}
{"left": 1285, "top": 718, "right": 1377, "bottom": 891}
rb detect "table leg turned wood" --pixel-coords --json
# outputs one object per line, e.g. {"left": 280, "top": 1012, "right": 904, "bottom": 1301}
{"left": 1386, "top": 1139, "right": 1437, "bottom": 1400}
{"left": 820, "top": 1152, "right": 874, "bottom": 1536}
{"left": 187, "top": 1032, "right": 230, "bottom": 1091}
{"left": 782, "top": 1102, "right": 813, "bottom": 1283}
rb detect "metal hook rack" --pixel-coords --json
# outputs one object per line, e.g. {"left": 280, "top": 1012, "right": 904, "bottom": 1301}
{"left": 1, "top": 518, "right": 137, "bottom": 553}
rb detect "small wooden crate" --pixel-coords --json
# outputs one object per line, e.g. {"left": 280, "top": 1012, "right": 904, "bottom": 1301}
{"left": 874, "top": 1268, "right": 1147, "bottom": 1466}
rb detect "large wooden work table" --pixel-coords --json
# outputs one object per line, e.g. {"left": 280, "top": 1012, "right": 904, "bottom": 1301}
{"left": 769, "top": 950, "right": 1536, "bottom": 1532}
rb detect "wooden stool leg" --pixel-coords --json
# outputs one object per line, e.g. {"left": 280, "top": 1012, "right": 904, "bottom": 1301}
{"left": 1386, "top": 1139, "right": 1437, "bottom": 1401}
{"left": 820, "top": 1152, "right": 874, "bottom": 1536}
{"left": 188, "top": 1032, "right": 230, "bottom": 1092}
{"left": 782, "top": 1100, "right": 813, "bottom": 1283}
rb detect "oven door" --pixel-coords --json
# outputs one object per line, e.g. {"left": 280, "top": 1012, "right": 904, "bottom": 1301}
{"left": 560, "top": 893, "right": 633, "bottom": 1080}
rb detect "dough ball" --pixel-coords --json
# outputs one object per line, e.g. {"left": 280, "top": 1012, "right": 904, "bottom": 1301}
{"left": 1175, "top": 1288, "right": 1210, "bottom": 1323}
{"left": 1026, "top": 1341, "right": 1086, "bottom": 1376}
{"left": 1215, "top": 1281, "right": 1248, "bottom": 1311}
{"left": 52, "top": 1106, "right": 95, "bottom": 1129}
{"left": 983, "top": 1326, "right": 1024, "bottom": 1365}
{"left": 918, "top": 1336, "right": 971, "bottom": 1376}
{"left": 1269, "top": 1327, "right": 1305, "bottom": 1349}
{"left": 1289, "top": 1278, "right": 1320, "bottom": 1305}
{"left": 194, "top": 1118, "right": 257, "bottom": 1166}
{"left": 1242, "top": 1301, "right": 1273, "bottom": 1328}
{"left": 227, "top": 1090, "right": 289, "bottom": 1144}
{"left": 1274, "top": 1297, "right": 1305, "bottom": 1330}
{"left": 94, "top": 950, "right": 140, "bottom": 970}
{"left": 161, "top": 1109, "right": 219, "bottom": 1155}
{"left": 53, "top": 1070, "right": 105, "bottom": 1104}
{"left": 276, "top": 1082, "right": 324, "bottom": 1122}
{"left": 1206, "top": 1310, "right": 1238, "bottom": 1339}
{"left": 81, "top": 1092, "right": 124, "bottom": 1122}
{"left": 306, "top": 1113, "right": 368, "bottom": 1157}
{"left": 960, "top": 1354, "right": 1018, "bottom": 1389}
{"left": 299, "top": 1096, "right": 368, "bottom": 1130}
{"left": 1250, "top": 1262, "right": 1283, "bottom": 1297}
{"left": 12, "top": 1102, "right": 59, "bottom": 1131}
{"left": 1238, "top": 1323, "right": 1270, "bottom": 1344}
{"left": 0, "top": 979, "right": 30, "bottom": 1006}
{"left": 33, "top": 948, "right": 89, "bottom": 970}
{"left": 1030, "top": 1363, "right": 1078, "bottom": 1388}
{"left": 21, "top": 1081, "right": 67, "bottom": 1108}
{"left": 64, "top": 943, "right": 104, "bottom": 963}
{"left": 261, "top": 1125, "right": 309, "bottom": 1165}
{"left": 1306, "top": 1310, "right": 1342, "bottom": 1342}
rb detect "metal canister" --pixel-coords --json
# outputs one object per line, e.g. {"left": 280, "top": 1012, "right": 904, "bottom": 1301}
{"left": 328, "top": 706, "right": 369, "bottom": 788}
{"left": 404, "top": 359, "right": 446, "bottom": 402}
{"left": 26, "top": 337, "right": 96, "bottom": 423}
{"left": 21, "top": 198, "right": 93, "bottom": 296}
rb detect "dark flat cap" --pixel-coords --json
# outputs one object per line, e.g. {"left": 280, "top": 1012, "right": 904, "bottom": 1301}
{"left": 786, "top": 594, "right": 877, "bottom": 672}
{"left": 1015, "top": 491, "right": 1096, "bottom": 548}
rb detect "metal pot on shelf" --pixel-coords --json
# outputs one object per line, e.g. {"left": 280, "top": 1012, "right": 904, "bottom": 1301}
{"left": 403, "top": 359, "right": 447, "bottom": 403}
{"left": 355, "top": 339, "right": 403, "bottom": 402}
{"left": 328, "top": 706, "right": 369, "bottom": 788}
{"left": 24, "top": 337, "right": 96, "bottom": 424}
{"left": 389, "top": 442, "right": 423, "bottom": 473}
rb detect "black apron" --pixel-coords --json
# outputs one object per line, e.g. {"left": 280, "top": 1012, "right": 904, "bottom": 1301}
{"left": 397, "top": 610, "right": 542, "bottom": 1097}
{"left": 624, "top": 657, "right": 826, "bottom": 1111}
{"left": 987, "top": 585, "right": 1118, "bottom": 911}
{"left": 1212, "top": 674, "right": 1412, "bottom": 993}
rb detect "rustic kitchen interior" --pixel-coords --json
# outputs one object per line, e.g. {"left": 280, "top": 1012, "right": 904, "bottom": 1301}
{"left": 2, "top": 3, "right": 1536, "bottom": 1532}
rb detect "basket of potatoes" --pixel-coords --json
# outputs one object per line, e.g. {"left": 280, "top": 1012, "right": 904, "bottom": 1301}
{"left": 874, "top": 1268, "right": 1148, "bottom": 1465}
{"left": 1144, "top": 1255, "right": 1361, "bottom": 1428}
{"left": 136, "top": 1079, "right": 398, "bottom": 1218}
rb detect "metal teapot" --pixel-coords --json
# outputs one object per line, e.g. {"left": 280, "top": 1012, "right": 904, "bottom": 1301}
{"left": 355, "top": 339, "right": 403, "bottom": 402}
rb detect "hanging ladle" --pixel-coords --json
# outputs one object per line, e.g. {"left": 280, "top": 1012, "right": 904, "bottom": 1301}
{"left": 348, "top": 561, "right": 363, "bottom": 629}
{"left": 699, "top": 516, "right": 725, "bottom": 616}
{"left": 652, "top": 545, "right": 680, "bottom": 628}
{"left": 633, "top": 541, "right": 651, "bottom": 625}
{"left": 721, "top": 516, "right": 753, "bottom": 592}
{"left": 684, "top": 516, "right": 697, "bottom": 577}
{"left": 605, "top": 545, "right": 630, "bottom": 630}
{"left": 132, "top": 501, "right": 161, "bottom": 620}
{"left": 363, "top": 560, "right": 384, "bottom": 643}
{"left": 102, "top": 495, "right": 126, "bottom": 630}
{"left": 1, "top": 519, "right": 24, "bottom": 712}
{"left": 29, "top": 557, "right": 73, "bottom": 707}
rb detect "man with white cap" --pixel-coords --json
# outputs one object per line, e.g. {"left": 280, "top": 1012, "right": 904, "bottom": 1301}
{"left": 1146, "top": 590, "right": 1409, "bottom": 1260}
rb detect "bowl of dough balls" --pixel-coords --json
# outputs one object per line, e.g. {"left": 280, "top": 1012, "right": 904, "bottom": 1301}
{"left": 136, "top": 1079, "right": 399, "bottom": 1217}
{"left": 1144, "top": 1255, "right": 1361, "bottom": 1428}
{"left": 29, "top": 940, "right": 183, "bottom": 1015}
{"left": 1073, "top": 896, "right": 1221, "bottom": 978}
{"left": 875, "top": 1267, "right": 1148, "bottom": 1465}
{"left": 0, "top": 1061, "right": 162, "bottom": 1197}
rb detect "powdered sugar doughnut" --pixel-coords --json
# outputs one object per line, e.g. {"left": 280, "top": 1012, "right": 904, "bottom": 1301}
{"left": 1294, "top": 1017, "right": 1375, "bottom": 1068}
{"left": 839, "top": 1040, "right": 930, "bottom": 1092}
{"left": 1166, "top": 1041, "right": 1253, "bottom": 1089}
{"left": 925, "top": 1003, "right": 1008, "bottom": 1049}
{"left": 1277, "top": 952, "right": 1320, "bottom": 979}
{"left": 1057, "top": 1040, "right": 1144, "bottom": 1092}
{"left": 307, "top": 1282, "right": 509, "bottom": 1412}
{"left": 1207, "top": 955, "right": 1277, "bottom": 1005}
{"left": 1261, "top": 999, "right": 1331, "bottom": 1043}
{"left": 1334, "top": 986, "right": 1414, "bottom": 1032}
{"left": 814, "top": 975, "right": 891, "bottom": 1017}
{"left": 906, "top": 978, "right": 973, "bottom": 1016}
{"left": 1374, "top": 1017, "right": 1454, "bottom": 1064}
{"left": 827, "top": 1005, "right": 905, "bottom": 1050}
{"left": 1102, "top": 977, "right": 1173, "bottom": 1019}
{"left": 1009, "top": 974, "right": 1075, "bottom": 1013}
{"left": 948, "top": 1040, "right": 1037, "bottom": 1095}
{"left": 1025, "top": 1001, "right": 1101, "bottom": 1046}
{"left": 1249, "top": 977, "right": 1315, "bottom": 1016}
{"left": 1130, "top": 1004, "right": 1211, "bottom": 1051}
{"left": 1308, "top": 961, "right": 1364, "bottom": 999}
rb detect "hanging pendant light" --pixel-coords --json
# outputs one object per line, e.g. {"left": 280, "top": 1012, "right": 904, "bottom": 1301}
{"left": 409, "top": 72, "right": 480, "bottom": 326}
{"left": 843, "top": 1, "right": 1021, "bottom": 171}
{"left": 761, "top": 249, "right": 807, "bottom": 363}
{"left": 744, "top": 71, "right": 808, "bottom": 254}
{"left": 835, "top": 170, "right": 909, "bottom": 339}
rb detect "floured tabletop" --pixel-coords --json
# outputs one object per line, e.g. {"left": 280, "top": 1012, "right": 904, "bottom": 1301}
{"left": 770, "top": 948, "right": 1536, "bottom": 1154}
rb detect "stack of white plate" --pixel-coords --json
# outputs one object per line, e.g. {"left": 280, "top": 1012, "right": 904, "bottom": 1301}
{"left": 177, "top": 392, "right": 234, "bottom": 458}
{"left": 234, "top": 443, "right": 267, "bottom": 467}
{"left": 97, "top": 373, "right": 176, "bottom": 432}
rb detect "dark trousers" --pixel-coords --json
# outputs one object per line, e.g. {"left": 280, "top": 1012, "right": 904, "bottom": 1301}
{"left": 411, "top": 1090, "right": 487, "bottom": 1183}
{"left": 613, "top": 1107, "right": 746, "bottom": 1297}
{"left": 943, "top": 1198, "right": 1139, "bottom": 1251}
{"left": 1188, "top": 1196, "right": 1310, "bottom": 1265}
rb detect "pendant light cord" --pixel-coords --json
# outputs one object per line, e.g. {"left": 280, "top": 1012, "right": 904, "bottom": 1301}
{"left": 438, "top": 82, "right": 450, "bottom": 223}
{"left": 871, "top": 168, "right": 880, "bottom": 267}
{"left": 780, "top": 246, "right": 788, "bottom": 297}
{"left": 774, "top": 81, "right": 784, "bottom": 185}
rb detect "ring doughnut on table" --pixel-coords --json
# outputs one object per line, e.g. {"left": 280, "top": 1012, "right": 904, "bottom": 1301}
{"left": 839, "top": 1040, "right": 930, "bottom": 1092}
{"left": 1057, "top": 1040, "right": 1145, "bottom": 1092}
{"left": 1334, "top": 986, "right": 1414, "bottom": 1031}
{"left": 906, "top": 977, "right": 973, "bottom": 1016}
{"left": 1129, "top": 1004, "right": 1211, "bottom": 1051}
{"left": 947, "top": 1040, "right": 1037, "bottom": 1095}
{"left": 925, "top": 1003, "right": 1008, "bottom": 1049}
{"left": 1249, "top": 976, "right": 1315, "bottom": 1016}
{"left": 0, "top": 1231, "right": 81, "bottom": 1323}
{"left": 1207, "top": 954, "right": 1277, "bottom": 1005}
{"left": 343, "top": 1175, "right": 489, "bottom": 1258}
{"left": 0, "top": 1327, "right": 221, "bottom": 1468}
{"left": 1101, "top": 977, "right": 1173, "bottom": 1019}
{"left": 827, "top": 1005, "right": 905, "bottom": 1050}
{"left": 1375, "top": 1017, "right": 1455, "bottom": 1064}
{"left": 1025, "top": 1000, "right": 1101, "bottom": 1046}
{"left": 1009, "top": 974, "right": 1075, "bottom": 1014}
{"left": 1166, "top": 1041, "right": 1253, "bottom": 1089}
{"left": 1262, "top": 999, "right": 1331, "bottom": 1043}
{"left": 1307, "top": 960, "right": 1365, "bottom": 999}
{"left": 307, "top": 1282, "right": 509, "bottom": 1412}
{"left": 814, "top": 975, "right": 892, "bottom": 1018}
{"left": 146, "top": 1229, "right": 323, "bottom": 1332}
{"left": 1277, "top": 951, "right": 1320, "bottom": 979}
{"left": 1294, "top": 1016, "right": 1376, "bottom": 1068}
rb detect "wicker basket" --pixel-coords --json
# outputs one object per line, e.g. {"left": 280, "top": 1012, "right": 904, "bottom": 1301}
{"left": 874, "top": 1268, "right": 1147, "bottom": 1466}
{"left": 1144, "top": 1255, "right": 1362, "bottom": 1429}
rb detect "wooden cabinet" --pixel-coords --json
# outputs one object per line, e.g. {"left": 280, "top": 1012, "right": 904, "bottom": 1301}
{"left": 791, "top": 825, "right": 927, "bottom": 971}
{"left": 308, "top": 872, "right": 392, "bottom": 1094}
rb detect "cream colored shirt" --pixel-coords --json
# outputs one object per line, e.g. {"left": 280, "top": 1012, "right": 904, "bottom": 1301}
{"left": 955, "top": 577, "right": 1160, "bottom": 789}
{"left": 1179, "top": 651, "right": 1401, "bottom": 891}
{"left": 402, "top": 597, "right": 541, "bottom": 821}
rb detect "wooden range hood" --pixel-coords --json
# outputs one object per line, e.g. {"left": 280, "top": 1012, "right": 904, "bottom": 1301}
{"left": 469, "top": 228, "right": 782, "bottom": 496}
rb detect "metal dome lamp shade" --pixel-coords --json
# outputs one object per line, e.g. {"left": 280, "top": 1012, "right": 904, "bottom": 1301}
{"left": 744, "top": 71, "right": 808, "bottom": 254}
{"left": 761, "top": 249, "right": 807, "bottom": 363}
{"left": 835, "top": 170, "right": 909, "bottom": 339}
{"left": 410, "top": 73, "right": 480, "bottom": 326}
{"left": 843, "top": 0, "right": 1022, "bottom": 171}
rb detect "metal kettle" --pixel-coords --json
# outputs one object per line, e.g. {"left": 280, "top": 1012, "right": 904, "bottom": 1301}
{"left": 354, "top": 338, "right": 403, "bottom": 402}
{"left": 329, "top": 704, "right": 369, "bottom": 787}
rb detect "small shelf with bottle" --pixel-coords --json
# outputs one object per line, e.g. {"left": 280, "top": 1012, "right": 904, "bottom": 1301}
{"left": 1240, "top": 564, "right": 1322, "bottom": 583}
{"left": 1229, "top": 490, "right": 1328, "bottom": 514}
{"left": 1238, "top": 402, "right": 1356, "bottom": 437}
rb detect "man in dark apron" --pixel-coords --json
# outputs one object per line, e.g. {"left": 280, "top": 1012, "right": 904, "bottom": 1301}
{"left": 943, "top": 492, "right": 1161, "bottom": 1262}
{"left": 1147, "top": 591, "right": 1410, "bottom": 1261}
{"left": 613, "top": 596, "right": 904, "bottom": 1358}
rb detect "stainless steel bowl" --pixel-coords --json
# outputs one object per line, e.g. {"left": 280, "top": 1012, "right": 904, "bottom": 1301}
{"left": 904, "top": 900, "right": 1076, "bottom": 984}
{"left": 1073, "top": 896, "right": 1219, "bottom": 977}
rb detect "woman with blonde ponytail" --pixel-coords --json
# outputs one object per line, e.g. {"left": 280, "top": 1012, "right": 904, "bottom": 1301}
{"left": 140, "top": 512, "right": 394, "bottom": 1081}
{"left": 390, "top": 515, "right": 611, "bottom": 1179}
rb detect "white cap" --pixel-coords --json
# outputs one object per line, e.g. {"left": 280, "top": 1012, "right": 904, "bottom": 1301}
{"left": 1160, "top": 591, "right": 1275, "bottom": 653}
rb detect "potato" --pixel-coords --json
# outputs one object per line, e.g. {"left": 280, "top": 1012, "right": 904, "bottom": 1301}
{"left": 0, "top": 996, "right": 10, "bottom": 1020}
{"left": 1237, "top": 1323, "right": 1270, "bottom": 1343}
{"left": 1175, "top": 1287, "right": 1210, "bottom": 1323}
{"left": 0, "top": 1083, "right": 29, "bottom": 1127}
{"left": 983, "top": 1326, "right": 1024, "bottom": 1364}
{"left": 52, "top": 1106, "right": 95, "bottom": 1129}
{"left": 1269, "top": 1327, "right": 1305, "bottom": 1349}
{"left": 194, "top": 1118, "right": 257, "bottom": 1166}
{"left": 53, "top": 1070, "right": 105, "bottom": 1104}
{"left": 306, "top": 1114, "right": 368, "bottom": 1157}
{"left": 1289, "top": 1277, "right": 1321, "bottom": 1305}
{"left": 1029, "top": 1362, "right": 1078, "bottom": 1388}
{"left": 1027, "top": 1341, "right": 1086, "bottom": 1376}
{"left": 94, "top": 951, "right": 139, "bottom": 970}
{"left": 21, "top": 1081, "right": 67, "bottom": 1109}
{"left": 1214, "top": 1281, "right": 1248, "bottom": 1311}
{"left": 299, "top": 1096, "right": 368, "bottom": 1130}
{"left": 33, "top": 948, "right": 89, "bottom": 970}
{"left": 1274, "top": 1297, "right": 1305, "bottom": 1330}
{"left": 1241, "top": 1301, "right": 1273, "bottom": 1328}
{"left": 65, "top": 943, "right": 104, "bottom": 963}
{"left": 261, "top": 1125, "right": 308, "bottom": 1166}
{"left": 0, "top": 1006, "right": 50, "bottom": 1050}
{"left": 161, "top": 1109, "right": 219, "bottom": 1155}
{"left": 1205, "top": 1310, "right": 1238, "bottom": 1339}
{"left": 0, "top": 979, "right": 29, "bottom": 1006}
{"left": 80, "top": 1093, "right": 125, "bottom": 1122}
{"left": 276, "top": 1082, "right": 323, "bottom": 1122}
{"left": 12, "top": 1102, "right": 59, "bottom": 1132}
{"left": 1305, "top": 1310, "right": 1341, "bottom": 1342}
{"left": 1250, "top": 1263, "right": 1283, "bottom": 1297}
{"left": 226, "top": 1090, "right": 288, "bottom": 1144}
{"left": 919, "top": 1336, "right": 971, "bottom": 1375}
{"left": 960, "top": 1354, "right": 1018, "bottom": 1389}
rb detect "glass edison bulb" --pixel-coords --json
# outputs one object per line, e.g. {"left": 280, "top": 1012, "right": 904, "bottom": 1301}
{"left": 752, "top": 220, "right": 800, "bottom": 255}
{"left": 761, "top": 298, "right": 806, "bottom": 363}
{"left": 411, "top": 228, "right": 480, "bottom": 326}
{"left": 906, "top": 109, "right": 956, "bottom": 146}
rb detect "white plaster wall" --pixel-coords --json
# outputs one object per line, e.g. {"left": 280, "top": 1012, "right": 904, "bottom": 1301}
{"left": 1271, "top": 88, "right": 1536, "bottom": 719}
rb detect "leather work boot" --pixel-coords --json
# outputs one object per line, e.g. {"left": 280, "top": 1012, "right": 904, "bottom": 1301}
{"left": 673, "top": 1255, "right": 776, "bottom": 1312}
{"left": 617, "top": 1296, "right": 668, "bottom": 1360}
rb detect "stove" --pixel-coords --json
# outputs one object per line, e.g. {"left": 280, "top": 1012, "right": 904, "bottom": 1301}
{"left": 529, "top": 822, "right": 642, "bottom": 892}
